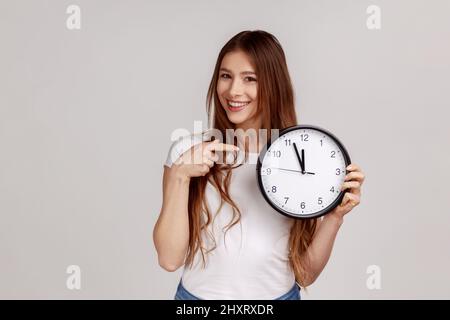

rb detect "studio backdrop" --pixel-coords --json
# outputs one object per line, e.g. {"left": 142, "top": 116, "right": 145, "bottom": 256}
{"left": 1, "top": 0, "right": 449, "bottom": 299}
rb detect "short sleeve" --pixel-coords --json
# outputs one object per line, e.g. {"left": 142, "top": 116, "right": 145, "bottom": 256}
{"left": 164, "top": 134, "right": 205, "bottom": 168}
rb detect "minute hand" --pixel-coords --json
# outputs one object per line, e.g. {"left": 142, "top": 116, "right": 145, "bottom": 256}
{"left": 274, "top": 167, "right": 315, "bottom": 175}
{"left": 293, "top": 143, "right": 305, "bottom": 174}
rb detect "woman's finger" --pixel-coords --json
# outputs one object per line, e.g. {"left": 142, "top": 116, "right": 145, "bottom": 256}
{"left": 203, "top": 150, "right": 220, "bottom": 162}
{"left": 203, "top": 149, "right": 213, "bottom": 158}
{"left": 341, "top": 192, "right": 352, "bottom": 206}
{"left": 340, "top": 192, "right": 360, "bottom": 208}
{"left": 346, "top": 163, "right": 361, "bottom": 172}
{"left": 341, "top": 181, "right": 361, "bottom": 192}
{"left": 344, "top": 171, "right": 365, "bottom": 183}
{"left": 210, "top": 153, "right": 220, "bottom": 162}
{"left": 203, "top": 158, "right": 214, "bottom": 167}
{"left": 209, "top": 142, "right": 239, "bottom": 152}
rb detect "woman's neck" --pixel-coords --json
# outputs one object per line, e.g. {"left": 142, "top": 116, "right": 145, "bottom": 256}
{"left": 233, "top": 115, "right": 264, "bottom": 153}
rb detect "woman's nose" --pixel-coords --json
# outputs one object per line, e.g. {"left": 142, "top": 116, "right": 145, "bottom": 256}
{"left": 228, "top": 79, "right": 244, "bottom": 96}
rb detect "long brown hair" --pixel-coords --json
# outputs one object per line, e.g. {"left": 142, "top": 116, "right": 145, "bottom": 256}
{"left": 185, "top": 30, "right": 317, "bottom": 287}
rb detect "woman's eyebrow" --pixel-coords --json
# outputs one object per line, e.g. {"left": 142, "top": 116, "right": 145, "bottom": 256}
{"left": 219, "top": 67, "right": 256, "bottom": 75}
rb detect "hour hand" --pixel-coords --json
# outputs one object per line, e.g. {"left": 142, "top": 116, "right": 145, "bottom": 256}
{"left": 293, "top": 143, "right": 305, "bottom": 173}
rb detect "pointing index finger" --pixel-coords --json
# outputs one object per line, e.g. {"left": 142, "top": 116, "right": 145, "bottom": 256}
{"left": 209, "top": 142, "right": 239, "bottom": 152}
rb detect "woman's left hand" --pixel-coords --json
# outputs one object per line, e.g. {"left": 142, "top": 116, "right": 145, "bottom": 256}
{"left": 327, "top": 163, "right": 365, "bottom": 220}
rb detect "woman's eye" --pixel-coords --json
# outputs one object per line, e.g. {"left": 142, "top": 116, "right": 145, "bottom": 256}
{"left": 219, "top": 74, "right": 256, "bottom": 82}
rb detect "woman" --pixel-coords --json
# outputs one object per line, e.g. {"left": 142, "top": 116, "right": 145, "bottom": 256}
{"left": 153, "top": 30, "right": 365, "bottom": 300}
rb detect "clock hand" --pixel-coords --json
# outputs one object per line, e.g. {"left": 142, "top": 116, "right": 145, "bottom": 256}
{"left": 293, "top": 143, "right": 305, "bottom": 174}
{"left": 302, "top": 148, "right": 306, "bottom": 174}
{"left": 272, "top": 167, "right": 315, "bottom": 175}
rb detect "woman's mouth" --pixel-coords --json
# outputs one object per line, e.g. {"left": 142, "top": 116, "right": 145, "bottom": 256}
{"left": 227, "top": 100, "right": 250, "bottom": 112}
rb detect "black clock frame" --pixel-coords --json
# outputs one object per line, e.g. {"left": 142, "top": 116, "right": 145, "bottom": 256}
{"left": 256, "top": 124, "right": 352, "bottom": 219}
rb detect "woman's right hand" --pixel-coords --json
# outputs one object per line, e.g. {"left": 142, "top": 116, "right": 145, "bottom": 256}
{"left": 173, "top": 140, "right": 239, "bottom": 179}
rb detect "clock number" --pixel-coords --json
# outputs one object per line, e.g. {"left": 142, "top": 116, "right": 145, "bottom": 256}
{"left": 300, "top": 134, "right": 309, "bottom": 142}
{"left": 331, "top": 151, "right": 336, "bottom": 158}
{"left": 336, "top": 168, "right": 341, "bottom": 175}
{"left": 272, "top": 186, "right": 277, "bottom": 193}
{"left": 284, "top": 197, "right": 289, "bottom": 204}
{"left": 320, "top": 139, "right": 323, "bottom": 147}
{"left": 285, "top": 139, "right": 291, "bottom": 146}
{"left": 272, "top": 150, "right": 281, "bottom": 157}
{"left": 266, "top": 168, "right": 271, "bottom": 175}
{"left": 318, "top": 197, "right": 323, "bottom": 205}
{"left": 330, "top": 186, "right": 335, "bottom": 192}
{"left": 300, "top": 202, "right": 306, "bottom": 209}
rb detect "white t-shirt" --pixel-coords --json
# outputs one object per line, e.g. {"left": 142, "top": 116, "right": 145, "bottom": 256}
{"left": 164, "top": 134, "right": 296, "bottom": 299}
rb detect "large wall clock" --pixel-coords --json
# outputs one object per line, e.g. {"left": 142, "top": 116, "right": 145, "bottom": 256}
{"left": 256, "top": 125, "right": 352, "bottom": 219}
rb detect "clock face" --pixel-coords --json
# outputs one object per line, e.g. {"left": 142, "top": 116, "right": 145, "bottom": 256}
{"left": 257, "top": 125, "right": 351, "bottom": 219}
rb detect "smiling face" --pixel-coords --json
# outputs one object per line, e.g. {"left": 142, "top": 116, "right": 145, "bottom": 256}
{"left": 217, "top": 50, "right": 261, "bottom": 130}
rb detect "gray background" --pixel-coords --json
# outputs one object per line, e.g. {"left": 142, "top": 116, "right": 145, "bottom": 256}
{"left": 1, "top": 0, "right": 449, "bottom": 299}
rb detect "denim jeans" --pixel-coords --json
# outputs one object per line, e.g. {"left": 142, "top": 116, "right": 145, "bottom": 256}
{"left": 174, "top": 280, "right": 301, "bottom": 300}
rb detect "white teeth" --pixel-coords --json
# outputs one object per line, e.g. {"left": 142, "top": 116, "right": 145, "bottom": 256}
{"left": 228, "top": 101, "right": 250, "bottom": 107}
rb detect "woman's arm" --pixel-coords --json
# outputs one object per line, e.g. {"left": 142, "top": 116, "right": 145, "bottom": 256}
{"left": 153, "top": 165, "right": 191, "bottom": 272}
{"left": 300, "top": 164, "right": 365, "bottom": 286}
{"left": 153, "top": 140, "right": 239, "bottom": 272}
{"left": 300, "top": 214, "right": 343, "bottom": 286}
